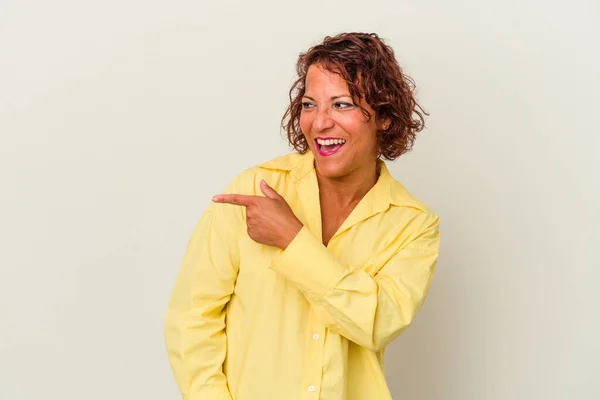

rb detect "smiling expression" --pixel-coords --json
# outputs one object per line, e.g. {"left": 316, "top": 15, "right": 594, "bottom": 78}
{"left": 300, "top": 64, "right": 386, "bottom": 181}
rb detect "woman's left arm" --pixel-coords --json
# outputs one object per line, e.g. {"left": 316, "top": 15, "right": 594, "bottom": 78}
{"left": 270, "top": 214, "right": 440, "bottom": 352}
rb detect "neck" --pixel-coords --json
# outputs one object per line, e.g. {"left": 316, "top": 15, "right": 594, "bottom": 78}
{"left": 315, "top": 160, "right": 380, "bottom": 208}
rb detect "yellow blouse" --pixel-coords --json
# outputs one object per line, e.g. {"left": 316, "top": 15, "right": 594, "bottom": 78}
{"left": 164, "top": 151, "right": 440, "bottom": 400}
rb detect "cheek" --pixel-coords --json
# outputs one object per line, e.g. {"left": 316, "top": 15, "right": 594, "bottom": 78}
{"left": 342, "top": 120, "right": 378, "bottom": 149}
{"left": 338, "top": 116, "right": 370, "bottom": 138}
{"left": 299, "top": 113, "right": 311, "bottom": 134}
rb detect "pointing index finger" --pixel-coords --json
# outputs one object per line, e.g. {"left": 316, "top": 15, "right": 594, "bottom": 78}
{"left": 212, "top": 193, "right": 259, "bottom": 207}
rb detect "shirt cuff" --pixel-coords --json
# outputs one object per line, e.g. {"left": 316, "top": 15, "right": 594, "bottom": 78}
{"left": 270, "top": 226, "right": 347, "bottom": 300}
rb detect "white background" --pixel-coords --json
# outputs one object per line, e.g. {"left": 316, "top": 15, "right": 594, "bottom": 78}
{"left": 1, "top": 0, "right": 598, "bottom": 399}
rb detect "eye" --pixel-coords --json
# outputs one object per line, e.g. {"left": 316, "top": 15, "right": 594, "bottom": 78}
{"left": 333, "top": 101, "right": 354, "bottom": 109}
{"left": 301, "top": 101, "right": 315, "bottom": 109}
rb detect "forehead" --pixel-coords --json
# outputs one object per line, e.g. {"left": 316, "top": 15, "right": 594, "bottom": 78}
{"left": 305, "top": 64, "right": 350, "bottom": 92}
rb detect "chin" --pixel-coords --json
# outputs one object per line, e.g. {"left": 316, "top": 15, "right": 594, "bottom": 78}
{"left": 313, "top": 156, "right": 350, "bottom": 179}
{"left": 318, "top": 168, "right": 346, "bottom": 180}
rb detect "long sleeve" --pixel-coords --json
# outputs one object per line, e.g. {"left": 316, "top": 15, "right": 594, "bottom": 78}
{"left": 164, "top": 201, "right": 243, "bottom": 399}
{"left": 270, "top": 213, "right": 440, "bottom": 352}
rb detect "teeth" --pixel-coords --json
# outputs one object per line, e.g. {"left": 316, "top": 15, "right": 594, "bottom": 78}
{"left": 317, "top": 138, "right": 346, "bottom": 146}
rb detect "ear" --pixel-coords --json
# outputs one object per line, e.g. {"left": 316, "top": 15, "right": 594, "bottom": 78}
{"left": 380, "top": 118, "right": 391, "bottom": 131}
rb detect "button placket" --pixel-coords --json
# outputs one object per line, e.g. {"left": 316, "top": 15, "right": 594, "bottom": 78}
{"left": 301, "top": 311, "right": 325, "bottom": 399}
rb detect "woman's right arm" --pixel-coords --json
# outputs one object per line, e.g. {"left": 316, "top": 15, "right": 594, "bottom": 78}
{"left": 164, "top": 193, "right": 243, "bottom": 399}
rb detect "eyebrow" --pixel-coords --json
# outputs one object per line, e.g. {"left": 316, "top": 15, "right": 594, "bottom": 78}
{"left": 302, "top": 95, "right": 352, "bottom": 101}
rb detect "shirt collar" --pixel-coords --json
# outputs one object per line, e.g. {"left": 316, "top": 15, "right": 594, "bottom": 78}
{"left": 258, "top": 151, "right": 427, "bottom": 212}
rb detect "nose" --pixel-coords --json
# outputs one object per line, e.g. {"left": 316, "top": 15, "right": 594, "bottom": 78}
{"left": 312, "top": 106, "right": 335, "bottom": 132}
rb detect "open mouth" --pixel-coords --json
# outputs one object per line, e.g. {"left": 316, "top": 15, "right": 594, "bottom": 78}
{"left": 315, "top": 138, "right": 346, "bottom": 156}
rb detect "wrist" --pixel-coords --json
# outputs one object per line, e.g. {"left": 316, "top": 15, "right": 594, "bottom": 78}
{"left": 279, "top": 222, "right": 303, "bottom": 250}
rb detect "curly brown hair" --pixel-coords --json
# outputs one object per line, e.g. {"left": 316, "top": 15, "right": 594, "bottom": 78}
{"left": 281, "top": 32, "right": 428, "bottom": 161}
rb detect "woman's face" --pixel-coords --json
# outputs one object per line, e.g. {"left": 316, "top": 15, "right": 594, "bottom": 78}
{"left": 300, "top": 64, "right": 383, "bottom": 180}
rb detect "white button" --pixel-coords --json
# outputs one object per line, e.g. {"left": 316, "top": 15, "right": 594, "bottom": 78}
{"left": 308, "top": 385, "right": 316, "bottom": 392}
{"left": 312, "top": 333, "right": 320, "bottom": 340}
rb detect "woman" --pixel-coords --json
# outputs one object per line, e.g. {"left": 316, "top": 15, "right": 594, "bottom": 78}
{"left": 165, "top": 32, "right": 440, "bottom": 400}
